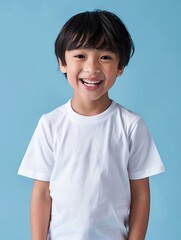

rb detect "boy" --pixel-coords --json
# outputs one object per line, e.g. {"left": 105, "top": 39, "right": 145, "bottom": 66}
{"left": 18, "top": 10, "right": 165, "bottom": 240}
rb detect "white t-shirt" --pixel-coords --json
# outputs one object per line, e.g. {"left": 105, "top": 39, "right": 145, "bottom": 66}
{"left": 18, "top": 100, "right": 165, "bottom": 240}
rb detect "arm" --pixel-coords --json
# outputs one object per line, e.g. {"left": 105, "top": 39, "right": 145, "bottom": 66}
{"left": 128, "top": 177, "right": 150, "bottom": 240}
{"left": 30, "top": 180, "right": 52, "bottom": 240}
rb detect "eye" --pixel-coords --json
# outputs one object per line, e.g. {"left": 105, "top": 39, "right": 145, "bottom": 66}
{"left": 74, "top": 54, "right": 85, "bottom": 59}
{"left": 100, "top": 55, "right": 112, "bottom": 60}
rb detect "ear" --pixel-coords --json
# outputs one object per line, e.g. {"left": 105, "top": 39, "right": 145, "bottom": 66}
{"left": 117, "top": 66, "right": 124, "bottom": 76}
{"left": 58, "top": 58, "right": 67, "bottom": 73}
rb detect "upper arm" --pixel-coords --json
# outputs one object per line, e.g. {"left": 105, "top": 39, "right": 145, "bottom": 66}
{"left": 130, "top": 178, "right": 150, "bottom": 199}
{"left": 31, "top": 180, "right": 51, "bottom": 199}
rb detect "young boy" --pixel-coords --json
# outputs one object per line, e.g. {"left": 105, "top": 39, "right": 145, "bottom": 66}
{"left": 18, "top": 10, "right": 165, "bottom": 240}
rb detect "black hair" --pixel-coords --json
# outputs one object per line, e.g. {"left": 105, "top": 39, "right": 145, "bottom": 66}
{"left": 55, "top": 10, "right": 134, "bottom": 68}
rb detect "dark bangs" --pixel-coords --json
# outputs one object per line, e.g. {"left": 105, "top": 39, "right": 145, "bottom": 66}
{"left": 55, "top": 10, "right": 135, "bottom": 67}
{"left": 65, "top": 13, "right": 117, "bottom": 52}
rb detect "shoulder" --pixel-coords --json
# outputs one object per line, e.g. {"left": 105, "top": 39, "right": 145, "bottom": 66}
{"left": 44, "top": 102, "right": 67, "bottom": 119}
{"left": 113, "top": 102, "right": 142, "bottom": 133}
{"left": 37, "top": 101, "right": 70, "bottom": 131}
{"left": 115, "top": 102, "right": 140, "bottom": 119}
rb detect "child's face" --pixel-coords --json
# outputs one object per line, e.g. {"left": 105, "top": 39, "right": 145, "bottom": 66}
{"left": 59, "top": 48, "right": 124, "bottom": 104}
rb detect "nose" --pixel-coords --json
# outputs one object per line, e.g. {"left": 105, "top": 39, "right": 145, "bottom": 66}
{"left": 83, "top": 58, "right": 100, "bottom": 75}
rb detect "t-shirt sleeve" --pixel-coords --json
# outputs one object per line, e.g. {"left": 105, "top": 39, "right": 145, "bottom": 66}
{"left": 128, "top": 117, "right": 165, "bottom": 180}
{"left": 18, "top": 115, "right": 54, "bottom": 181}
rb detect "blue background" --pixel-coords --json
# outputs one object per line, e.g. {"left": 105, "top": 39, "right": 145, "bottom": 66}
{"left": 0, "top": 0, "right": 180, "bottom": 239}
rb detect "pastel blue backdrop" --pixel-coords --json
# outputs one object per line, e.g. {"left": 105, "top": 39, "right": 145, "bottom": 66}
{"left": 0, "top": 0, "right": 180, "bottom": 239}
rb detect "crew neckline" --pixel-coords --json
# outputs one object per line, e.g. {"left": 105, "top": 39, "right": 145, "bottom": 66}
{"left": 65, "top": 99, "right": 116, "bottom": 124}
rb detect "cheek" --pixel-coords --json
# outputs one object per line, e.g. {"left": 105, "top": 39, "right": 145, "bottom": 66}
{"left": 66, "top": 66, "right": 81, "bottom": 87}
{"left": 105, "top": 71, "right": 118, "bottom": 88}
{"left": 106, "top": 67, "right": 119, "bottom": 80}
{"left": 67, "top": 65, "right": 80, "bottom": 76}
{"left": 66, "top": 66, "right": 76, "bottom": 79}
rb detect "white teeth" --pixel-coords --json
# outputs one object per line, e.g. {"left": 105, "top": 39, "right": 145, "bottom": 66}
{"left": 83, "top": 79, "right": 101, "bottom": 84}
{"left": 81, "top": 79, "right": 102, "bottom": 86}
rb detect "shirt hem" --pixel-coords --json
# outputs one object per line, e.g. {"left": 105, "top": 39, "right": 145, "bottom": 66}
{"left": 17, "top": 168, "right": 50, "bottom": 182}
{"left": 129, "top": 165, "right": 165, "bottom": 180}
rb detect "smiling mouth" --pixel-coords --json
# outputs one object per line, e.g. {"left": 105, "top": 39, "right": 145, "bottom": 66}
{"left": 80, "top": 79, "right": 103, "bottom": 86}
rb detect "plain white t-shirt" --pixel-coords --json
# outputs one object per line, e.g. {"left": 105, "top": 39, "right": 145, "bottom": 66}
{"left": 18, "top": 100, "right": 165, "bottom": 240}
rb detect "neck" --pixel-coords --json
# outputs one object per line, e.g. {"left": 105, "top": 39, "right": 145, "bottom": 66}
{"left": 70, "top": 96, "right": 112, "bottom": 116}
